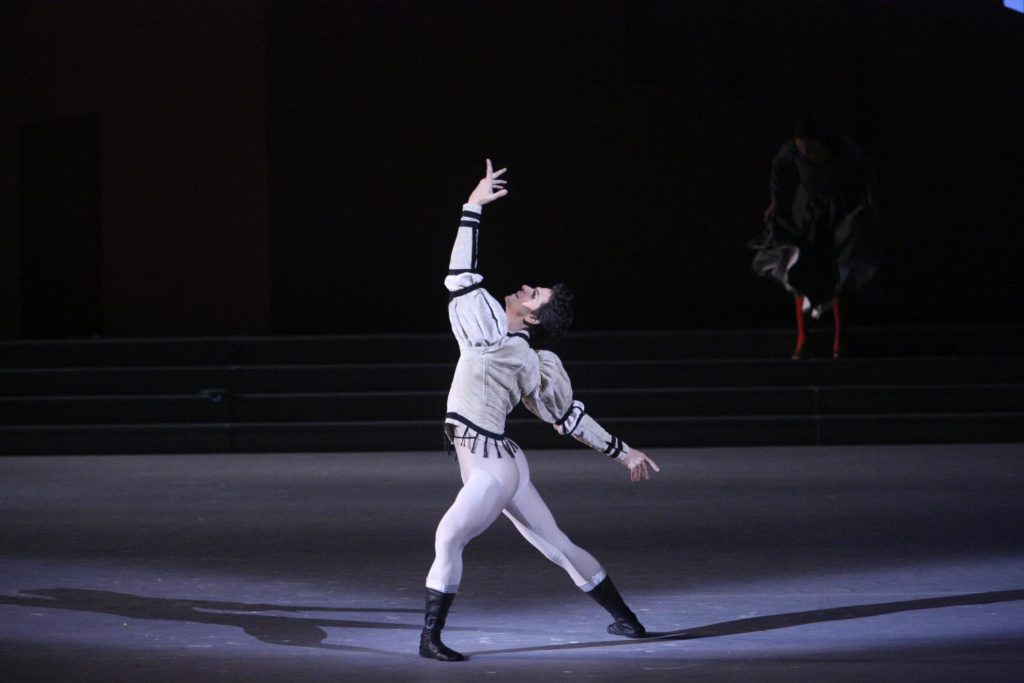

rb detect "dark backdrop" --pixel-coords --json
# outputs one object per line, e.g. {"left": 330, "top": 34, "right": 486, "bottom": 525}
{"left": 4, "top": 1, "right": 1022, "bottom": 337}
{"left": 265, "top": 0, "right": 1023, "bottom": 334}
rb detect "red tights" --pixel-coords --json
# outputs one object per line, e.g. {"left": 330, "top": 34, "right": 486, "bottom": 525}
{"left": 792, "top": 295, "right": 843, "bottom": 359}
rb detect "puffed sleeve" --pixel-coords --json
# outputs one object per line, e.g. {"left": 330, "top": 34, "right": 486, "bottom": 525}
{"left": 521, "top": 350, "right": 630, "bottom": 460}
{"left": 445, "top": 203, "right": 507, "bottom": 347}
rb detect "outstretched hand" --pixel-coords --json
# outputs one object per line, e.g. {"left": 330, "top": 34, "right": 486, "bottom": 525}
{"left": 620, "top": 448, "right": 660, "bottom": 482}
{"left": 468, "top": 159, "right": 508, "bottom": 206}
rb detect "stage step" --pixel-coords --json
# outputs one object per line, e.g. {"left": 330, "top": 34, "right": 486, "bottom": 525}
{"left": 3, "top": 356, "right": 1023, "bottom": 397}
{"left": 4, "top": 384, "right": 1024, "bottom": 425}
{"left": 2, "top": 413, "right": 1023, "bottom": 456}
{"left": 2, "top": 325, "right": 1020, "bottom": 367}
{"left": 1, "top": 327, "right": 1022, "bottom": 454}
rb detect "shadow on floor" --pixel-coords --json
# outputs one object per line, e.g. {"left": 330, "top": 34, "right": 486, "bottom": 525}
{"left": 7, "top": 586, "right": 1022, "bottom": 659}
{"left": 475, "top": 588, "right": 1024, "bottom": 656}
{"left": 0, "top": 588, "right": 427, "bottom": 657}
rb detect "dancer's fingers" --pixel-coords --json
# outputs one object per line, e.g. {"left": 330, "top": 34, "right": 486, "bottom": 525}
{"left": 630, "top": 460, "right": 648, "bottom": 482}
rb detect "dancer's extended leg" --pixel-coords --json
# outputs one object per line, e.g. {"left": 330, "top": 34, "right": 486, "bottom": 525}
{"left": 502, "top": 452, "right": 645, "bottom": 637}
{"left": 502, "top": 466, "right": 605, "bottom": 589}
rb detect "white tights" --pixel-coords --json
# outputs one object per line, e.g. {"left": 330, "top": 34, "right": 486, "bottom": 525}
{"left": 426, "top": 443, "right": 606, "bottom": 594}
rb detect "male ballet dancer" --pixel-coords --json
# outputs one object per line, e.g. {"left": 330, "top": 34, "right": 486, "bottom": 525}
{"left": 421, "top": 160, "right": 660, "bottom": 662}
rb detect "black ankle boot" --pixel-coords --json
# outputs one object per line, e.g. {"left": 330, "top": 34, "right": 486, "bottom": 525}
{"left": 419, "top": 588, "right": 467, "bottom": 661}
{"left": 586, "top": 576, "right": 647, "bottom": 638}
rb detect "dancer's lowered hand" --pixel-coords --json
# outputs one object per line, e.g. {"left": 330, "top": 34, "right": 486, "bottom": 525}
{"left": 468, "top": 158, "right": 508, "bottom": 206}
{"left": 620, "top": 448, "right": 659, "bottom": 482}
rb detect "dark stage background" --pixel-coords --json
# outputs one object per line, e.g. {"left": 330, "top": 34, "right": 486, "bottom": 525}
{"left": 2, "top": 1, "right": 1021, "bottom": 338}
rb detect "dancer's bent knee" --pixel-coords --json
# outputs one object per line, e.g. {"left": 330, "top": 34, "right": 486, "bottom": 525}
{"left": 427, "top": 467, "right": 515, "bottom": 593}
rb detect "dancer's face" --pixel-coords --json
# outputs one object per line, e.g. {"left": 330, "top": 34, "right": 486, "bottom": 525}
{"left": 505, "top": 284, "right": 552, "bottom": 325}
{"left": 795, "top": 137, "right": 827, "bottom": 162}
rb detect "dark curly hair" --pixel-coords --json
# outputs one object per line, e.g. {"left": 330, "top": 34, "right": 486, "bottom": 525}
{"left": 529, "top": 283, "right": 574, "bottom": 346}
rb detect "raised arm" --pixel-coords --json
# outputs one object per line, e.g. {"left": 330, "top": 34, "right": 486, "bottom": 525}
{"left": 445, "top": 160, "right": 511, "bottom": 347}
{"left": 445, "top": 160, "right": 509, "bottom": 289}
{"left": 521, "top": 350, "right": 660, "bottom": 482}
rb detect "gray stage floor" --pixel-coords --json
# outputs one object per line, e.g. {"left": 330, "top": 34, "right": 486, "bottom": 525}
{"left": 2, "top": 444, "right": 1023, "bottom": 682}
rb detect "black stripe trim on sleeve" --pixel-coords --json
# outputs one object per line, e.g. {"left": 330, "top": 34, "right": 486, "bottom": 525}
{"left": 565, "top": 409, "right": 586, "bottom": 436}
{"left": 448, "top": 269, "right": 476, "bottom": 276}
{"left": 461, "top": 209, "right": 482, "bottom": 220}
{"left": 448, "top": 281, "right": 485, "bottom": 301}
{"left": 472, "top": 225, "right": 479, "bottom": 269}
{"left": 603, "top": 436, "right": 623, "bottom": 457}
{"left": 459, "top": 220, "right": 480, "bottom": 228}
{"left": 555, "top": 403, "right": 576, "bottom": 426}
